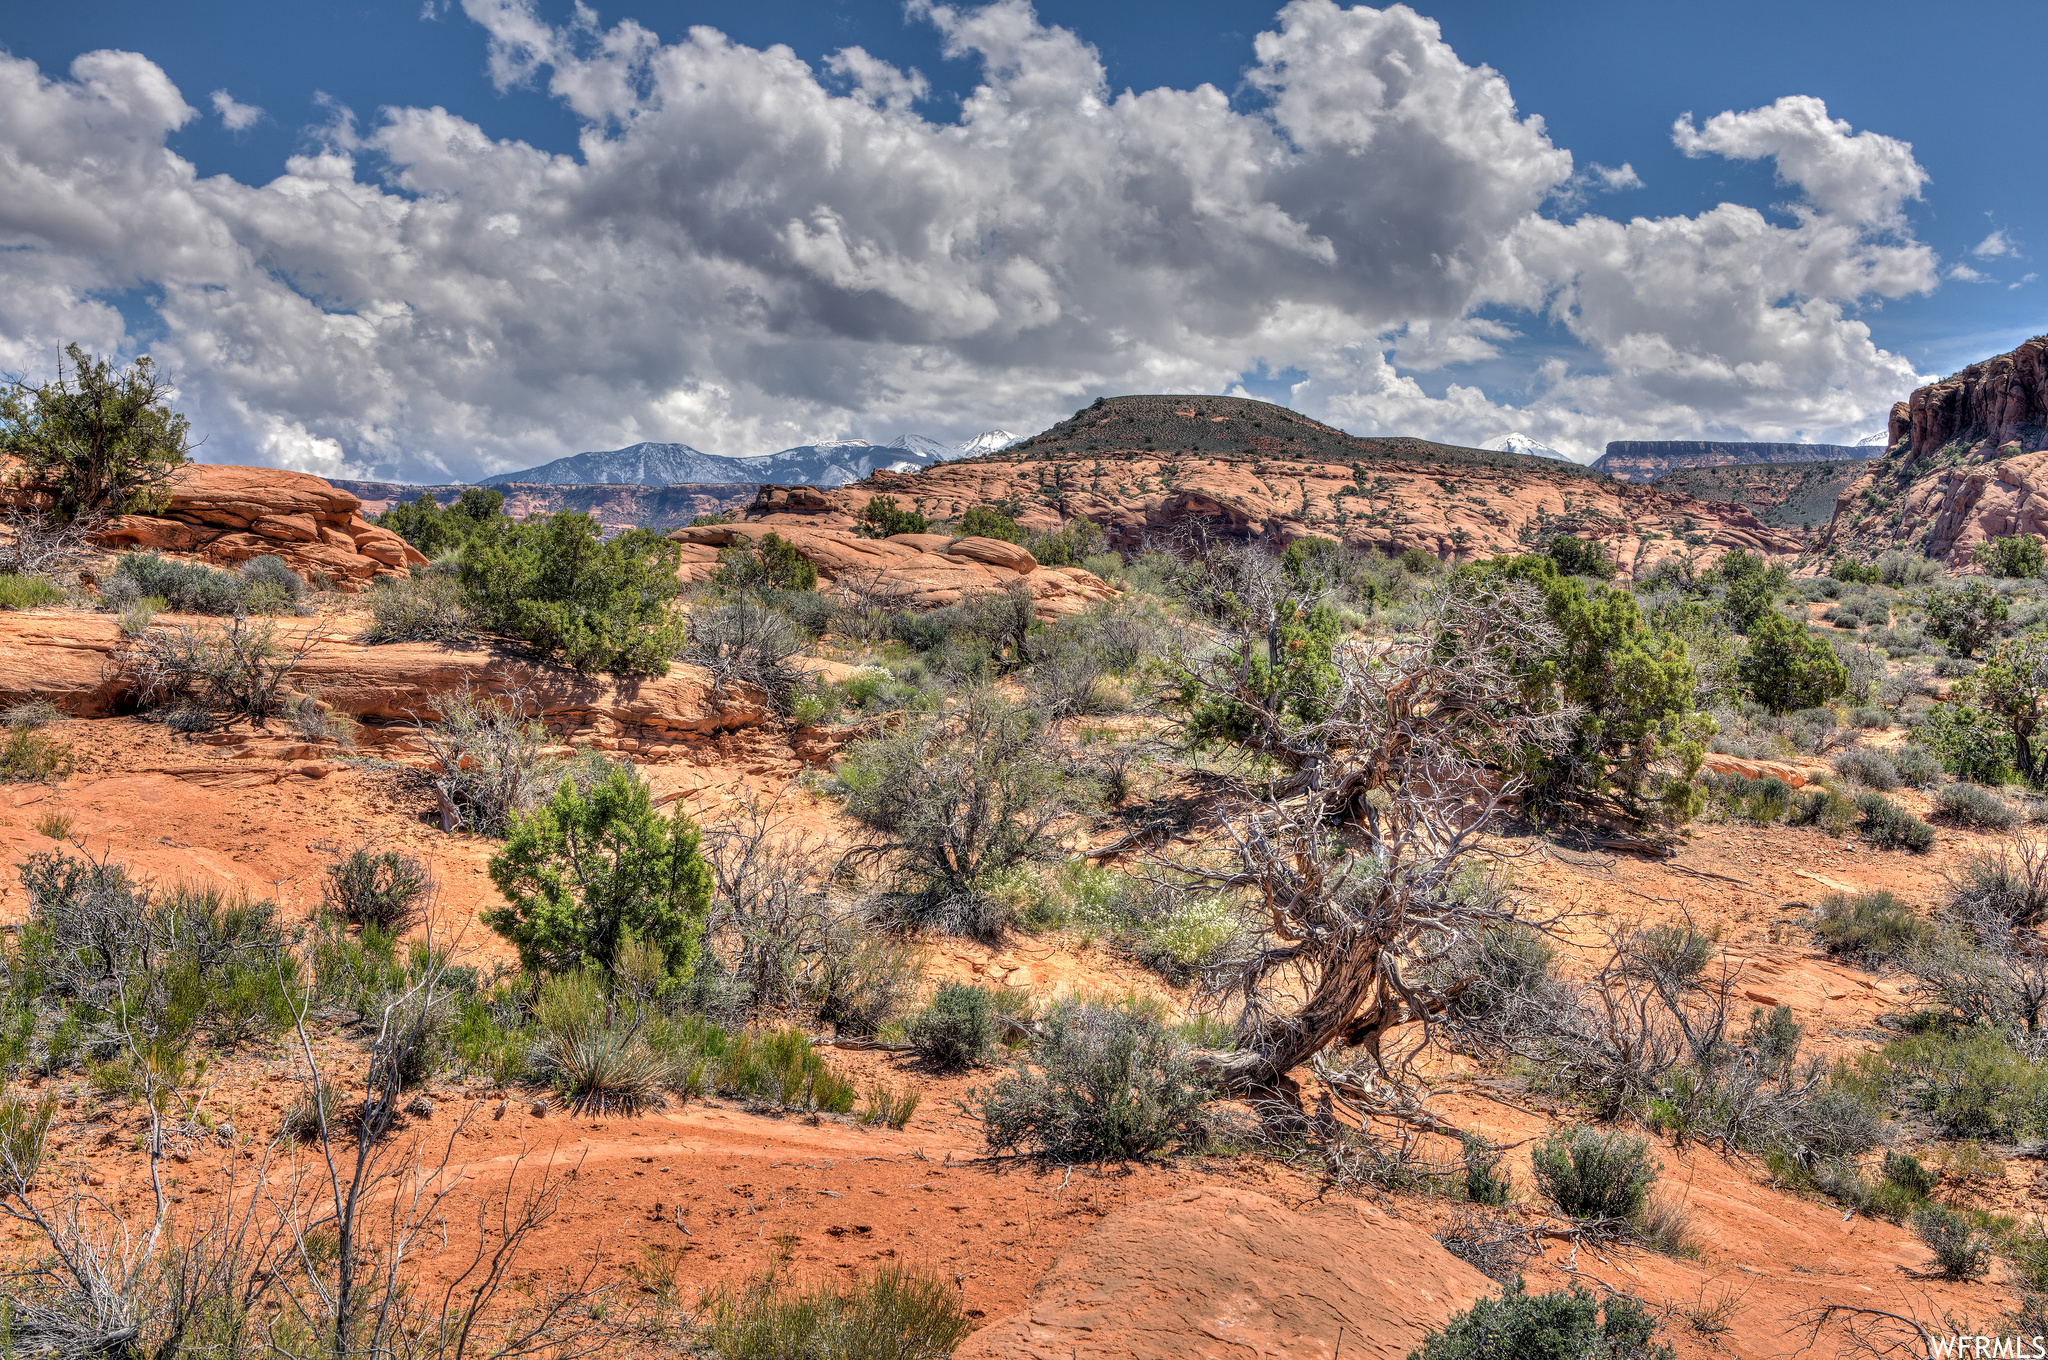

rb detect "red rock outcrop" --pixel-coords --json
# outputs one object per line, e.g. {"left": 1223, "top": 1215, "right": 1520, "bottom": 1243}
{"left": 954, "top": 1185, "right": 1491, "bottom": 1360}
{"left": 92, "top": 465, "right": 428, "bottom": 589}
{"left": 0, "top": 614, "right": 763, "bottom": 759}
{"left": 668, "top": 522, "right": 1116, "bottom": 617}
{"left": 1820, "top": 340, "right": 2048, "bottom": 565}
{"left": 809, "top": 454, "right": 1800, "bottom": 579}
{"left": 1894, "top": 334, "right": 2048, "bottom": 458}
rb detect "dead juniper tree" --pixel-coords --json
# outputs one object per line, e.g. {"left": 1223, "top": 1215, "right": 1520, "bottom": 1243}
{"left": 1166, "top": 579, "right": 1575, "bottom": 1122}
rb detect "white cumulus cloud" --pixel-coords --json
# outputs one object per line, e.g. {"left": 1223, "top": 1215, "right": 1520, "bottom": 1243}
{"left": 1974, "top": 228, "right": 2015, "bottom": 258}
{"left": 209, "top": 88, "right": 263, "bottom": 131}
{"left": 0, "top": 2, "right": 1946, "bottom": 476}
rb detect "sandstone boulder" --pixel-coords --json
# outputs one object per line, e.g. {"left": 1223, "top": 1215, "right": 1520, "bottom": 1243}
{"left": 954, "top": 1185, "right": 1491, "bottom": 1360}
{"left": 0, "top": 614, "right": 764, "bottom": 754}
{"left": 93, "top": 465, "right": 429, "bottom": 590}
{"left": 943, "top": 534, "right": 1038, "bottom": 573}
{"left": 667, "top": 523, "right": 1114, "bottom": 618}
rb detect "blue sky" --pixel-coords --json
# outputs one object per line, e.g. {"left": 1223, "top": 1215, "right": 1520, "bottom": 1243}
{"left": 1, "top": 0, "right": 2040, "bottom": 477}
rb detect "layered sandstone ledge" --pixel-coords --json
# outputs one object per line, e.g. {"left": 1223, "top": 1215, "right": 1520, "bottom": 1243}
{"left": 669, "top": 521, "right": 1118, "bottom": 617}
{"left": 89, "top": 465, "right": 428, "bottom": 588}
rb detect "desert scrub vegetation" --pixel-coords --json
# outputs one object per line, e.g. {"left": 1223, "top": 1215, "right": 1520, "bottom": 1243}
{"left": 103, "top": 549, "right": 307, "bottom": 616}
{"left": 357, "top": 561, "right": 474, "bottom": 642}
{"left": 836, "top": 688, "right": 1093, "bottom": 938}
{"left": 323, "top": 844, "right": 435, "bottom": 932}
{"left": 705, "top": 1261, "right": 972, "bottom": 1360}
{"left": 1812, "top": 891, "right": 1932, "bottom": 966}
{"left": 127, "top": 613, "right": 318, "bottom": 728}
{"left": 975, "top": 998, "right": 1215, "bottom": 1161}
{"left": 484, "top": 762, "right": 714, "bottom": 982}
{"left": 457, "top": 510, "right": 686, "bottom": 675}
{"left": 1413, "top": 1279, "right": 1675, "bottom": 1360}
{"left": 0, "top": 700, "right": 70, "bottom": 783}
{"left": 0, "top": 344, "right": 193, "bottom": 521}
{"left": 374, "top": 484, "right": 505, "bottom": 556}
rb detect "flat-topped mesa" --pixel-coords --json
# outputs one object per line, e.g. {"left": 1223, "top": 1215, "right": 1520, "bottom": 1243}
{"left": 92, "top": 464, "right": 428, "bottom": 589}
{"left": 1893, "top": 334, "right": 2048, "bottom": 460}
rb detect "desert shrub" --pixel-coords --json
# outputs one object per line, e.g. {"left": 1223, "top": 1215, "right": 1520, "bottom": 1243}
{"left": 486, "top": 765, "right": 713, "bottom": 981}
{"left": 975, "top": 999, "right": 1211, "bottom": 1161}
{"left": 957, "top": 505, "right": 1023, "bottom": 542}
{"left": 1927, "top": 580, "right": 2010, "bottom": 658}
{"left": 237, "top": 553, "right": 306, "bottom": 604}
{"left": 1462, "top": 1134, "right": 1513, "bottom": 1206}
{"left": 1916, "top": 1202, "right": 1993, "bottom": 1280}
{"left": 1531, "top": 1126, "right": 1657, "bottom": 1230}
{"left": 1935, "top": 783, "right": 2020, "bottom": 830}
{"left": 1412, "top": 1279, "right": 1674, "bottom": 1360}
{"left": 1867, "top": 1026, "right": 2048, "bottom": 1141}
{"left": 1787, "top": 786, "right": 1858, "bottom": 834}
{"left": 713, "top": 532, "right": 819, "bottom": 593}
{"left": 1444, "top": 921, "right": 1562, "bottom": 1041}
{"left": 903, "top": 983, "right": 996, "bottom": 1071}
{"left": 1894, "top": 743, "right": 1941, "bottom": 788}
{"left": 376, "top": 486, "right": 505, "bottom": 555}
{"left": 837, "top": 691, "right": 1088, "bottom": 937}
{"left": 16, "top": 854, "right": 298, "bottom": 1063}
{"left": 706, "top": 1261, "right": 972, "bottom": 1360}
{"left": 530, "top": 980, "right": 675, "bottom": 1116}
{"left": 357, "top": 568, "right": 473, "bottom": 642}
{"left": 1833, "top": 746, "right": 1899, "bottom": 790}
{"left": 1813, "top": 892, "right": 1931, "bottom": 966}
{"left": 129, "top": 616, "right": 308, "bottom": 722}
{"left": 1739, "top": 610, "right": 1847, "bottom": 714}
{"left": 0, "top": 574, "right": 64, "bottom": 610}
{"left": 1855, "top": 792, "right": 1935, "bottom": 852}
{"left": 0, "top": 345, "right": 191, "bottom": 522}
{"left": 1921, "top": 701, "right": 2016, "bottom": 785}
{"left": 457, "top": 512, "right": 685, "bottom": 675}
{"left": 1546, "top": 534, "right": 1615, "bottom": 579}
{"left": 855, "top": 495, "right": 927, "bottom": 539}
{"left": 1947, "top": 836, "right": 2048, "bottom": 931}
{"left": 416, "top": 686, "right": 562, "bottom": 835}
{"left": 1465, "top": 554, "right": 1707, "bottom": 822}
{"left": 1701, "top": 771, "right": 1794, "bottom": 823}
{"left": 1023, "top": 518, "right": 1103, "bottom": 568}
{"left": 0, "top": 703, "right": 69, "bottom": 783}
{"left": 323, "top": 846, "right": 433, "bottom": 932}
{"left": 1849, "top": 705, "right": 1888, "bottom": 728}
{"left": 105, "top": 551, "right": 248, "bottom": 615}
{"left": 1022, "top": 633, "right": 1119, "bottom": 719}
{"left": 683, "top": 599, "right": 807, "bottom": 711}
{"left": 712, "top": 1026, "right": 856, "bottom": 1112}
{"left": 1976, "top": 533, "right": 2045, "bottom": 580}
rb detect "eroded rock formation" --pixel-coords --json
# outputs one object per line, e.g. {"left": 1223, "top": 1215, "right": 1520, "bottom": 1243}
{"left": 1892, "top": 334, "right": 2048, "bottom": 457}
{"left": 668, "top": 522, "right": 1118, "bottom": 616}
{"left": 1822, "top": 337, "right": 2048, "bottom": 565}
{"left": 93, "top": 465, "right": 427, "bottom": 588}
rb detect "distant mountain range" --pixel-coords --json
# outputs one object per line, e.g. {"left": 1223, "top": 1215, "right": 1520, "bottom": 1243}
{"left": 481, "top": 431, "right": 1019, "bottom": 488}
{"left": 1480, "top": 432, "right": 1575, "bottom": 463}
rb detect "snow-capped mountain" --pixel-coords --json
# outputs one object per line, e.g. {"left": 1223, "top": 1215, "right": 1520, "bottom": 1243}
{"left": 483, "top": 429, "right": 1021, "bottom": 488}
{"left": 480, "top": 442, "right": 746, "bottom": 486}
{"left": 1481, "top": 432, "right": 1575, "bottom": 463}
{"left": 955, "top": 429, "right": 1020, "bottom": 456}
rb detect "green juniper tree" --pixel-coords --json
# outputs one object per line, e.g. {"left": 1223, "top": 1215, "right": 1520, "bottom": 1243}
{"left": 485, "top": 765, "right": 714, "bottom": 981}
{"left": 0, "top": 345, "right": 193, "bottom": 522}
